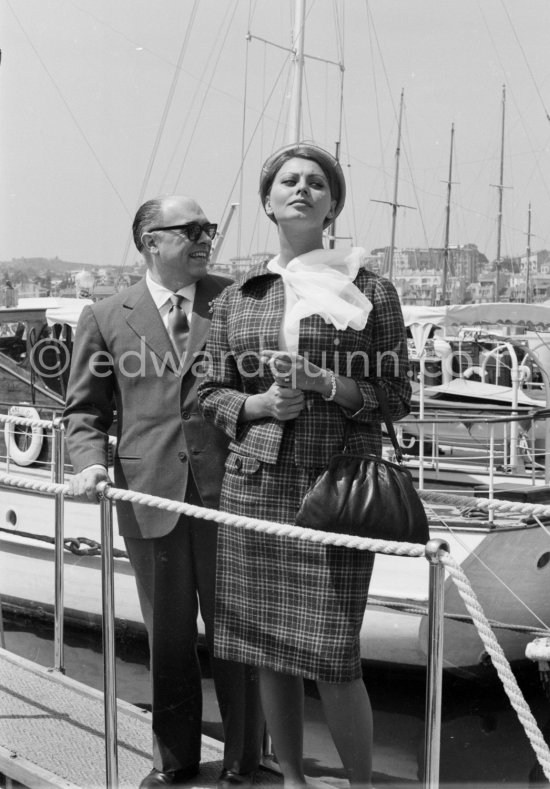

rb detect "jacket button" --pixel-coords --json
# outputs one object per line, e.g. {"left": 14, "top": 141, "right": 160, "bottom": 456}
{"left": 178, "top": 451, "right": 187, "bottom": 462}
{"left": 235, "top": 457, "right": 242, "bottom": 470}
{"left": 181, "top": 410, "right": 191, "bottom": 420}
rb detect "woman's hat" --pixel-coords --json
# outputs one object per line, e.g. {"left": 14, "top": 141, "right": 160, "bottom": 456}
{"left": 259, "top": 142, "right": 346, "bottom": 228}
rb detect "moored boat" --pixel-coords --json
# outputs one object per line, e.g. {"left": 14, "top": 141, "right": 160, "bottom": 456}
{"left": 399, "top": 301, "right": 550, "bottom": 489}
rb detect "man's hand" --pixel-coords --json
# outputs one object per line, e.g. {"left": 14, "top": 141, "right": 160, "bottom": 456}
{"left": 67, "top": 466, "right": 111, "bottom": 503}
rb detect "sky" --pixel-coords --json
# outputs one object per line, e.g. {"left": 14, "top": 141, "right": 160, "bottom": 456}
{"left": 2, "top": 0, "right": 550, "bottom": 272}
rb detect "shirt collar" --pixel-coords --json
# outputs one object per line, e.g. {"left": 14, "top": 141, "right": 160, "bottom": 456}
{"left": 146, "top": 270, "right": 196, "bottom": 309}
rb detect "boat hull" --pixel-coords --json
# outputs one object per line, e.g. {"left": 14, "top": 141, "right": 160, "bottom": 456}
{"left": 1, "top": 479, "right": 548, "bottom": 675}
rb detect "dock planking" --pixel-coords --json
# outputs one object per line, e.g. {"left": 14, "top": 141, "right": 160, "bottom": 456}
{"left": 0, "top": 647, "right": 284, "bottom": 789}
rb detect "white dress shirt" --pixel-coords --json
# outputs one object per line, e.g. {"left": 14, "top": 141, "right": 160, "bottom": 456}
{"left": 145, "top": 270, "right": 196, "bottom": 329}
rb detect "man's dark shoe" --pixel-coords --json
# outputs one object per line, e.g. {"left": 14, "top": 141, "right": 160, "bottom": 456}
{"left": 217, "top": 769, "right": 255, "bottom": 789}
{"left": 139, "top": 765, "right": 200, "bottom": 788}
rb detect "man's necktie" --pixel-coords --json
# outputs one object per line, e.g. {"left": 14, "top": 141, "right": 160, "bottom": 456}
{"left": 167, "top": 294, "right": 189, "bottom": 358}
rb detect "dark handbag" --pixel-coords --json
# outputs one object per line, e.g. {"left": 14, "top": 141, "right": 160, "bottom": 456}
{"left": 295, "top": 385, "right": 430, "bottom": 544}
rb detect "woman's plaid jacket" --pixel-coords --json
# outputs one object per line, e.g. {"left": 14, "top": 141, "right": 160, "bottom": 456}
{"left": 197, "top": 260, "right": 411, "bottom": 468}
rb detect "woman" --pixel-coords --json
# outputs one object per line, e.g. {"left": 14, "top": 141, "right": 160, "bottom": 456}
{"left": 198, "top": 142, "right": 411, "bottom": 789}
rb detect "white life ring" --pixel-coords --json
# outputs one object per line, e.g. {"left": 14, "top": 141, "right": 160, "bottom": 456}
{"left": 4, "top": 405, "right": 44, "bottom": 466}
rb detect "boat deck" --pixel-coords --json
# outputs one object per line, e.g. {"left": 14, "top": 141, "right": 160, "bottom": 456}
{"left": 0, "top": 647, "right": 283, "bottom": 789}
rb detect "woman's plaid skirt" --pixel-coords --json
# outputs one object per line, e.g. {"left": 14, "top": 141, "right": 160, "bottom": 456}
{"left": 214, "top": 427, "right": 375, "bottom": 683}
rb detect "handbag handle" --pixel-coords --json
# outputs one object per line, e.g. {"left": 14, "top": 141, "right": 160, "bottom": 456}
{"left": 342, "top": 382, "right": 404, "bottom": 464}
{"left": 372, "top": 382, "right": 404, "bottom": 464}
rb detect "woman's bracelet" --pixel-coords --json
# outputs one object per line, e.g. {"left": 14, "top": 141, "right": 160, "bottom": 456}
{"left": 321, "top": 369, "right": 337, "bottom": 401}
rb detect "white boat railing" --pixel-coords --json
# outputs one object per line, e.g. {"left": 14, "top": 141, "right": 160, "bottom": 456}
{"left": 411, "top": 334, "right": 550, "bottom": 488}
{"left": 396, "top": 406, "right": 550, "bottom": 498}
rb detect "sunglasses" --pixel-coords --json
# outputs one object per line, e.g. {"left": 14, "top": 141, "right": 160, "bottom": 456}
{"left": 146, "top": 222, "right": 218, "bottom": 243}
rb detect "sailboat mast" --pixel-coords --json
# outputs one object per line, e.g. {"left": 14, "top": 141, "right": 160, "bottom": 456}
{"left": 495, "top": 84, "right": 506, "bottom": 303}
{"left": 525, "top": 203, "right": 532, "bottom": 303}
{"left": 387, "top": 89, "right": 405, "bottom": 281}
{"left": 441, "top": 122, "right": 454, "bottom": 305}
{"left": 288, "top": 0, "right": 306, "bottom": 143}
{"left": 371, "top": 89, "right": 414, "bottom": 279}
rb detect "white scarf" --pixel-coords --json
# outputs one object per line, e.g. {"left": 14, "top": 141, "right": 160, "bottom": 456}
{"left": 267, "top": 247, "right": 373, "bottom": 333}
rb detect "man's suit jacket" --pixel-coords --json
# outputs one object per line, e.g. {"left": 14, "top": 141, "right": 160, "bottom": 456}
{"left": 64, "top": 274, "right": 231, "bottom": 540}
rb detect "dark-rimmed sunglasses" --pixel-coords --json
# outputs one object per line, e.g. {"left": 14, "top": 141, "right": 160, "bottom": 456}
{"left": 146, "top": 222, "right": 218, "bottom": 242}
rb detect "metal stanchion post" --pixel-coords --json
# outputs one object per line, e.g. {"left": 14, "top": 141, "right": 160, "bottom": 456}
{"left": 52, "top": 418, "right": 65, "bottom": 673}
{"left": 0, "top": 594, "right": 5, "bottom": 649}
{"left": 423, "top": 538, "right": 449, "bottom": 789}
{"left": 100, "top": 486, "right": 118, "bottom": 788}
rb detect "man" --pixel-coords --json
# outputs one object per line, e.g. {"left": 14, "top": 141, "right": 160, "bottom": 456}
{"left": 64, "top": 195, "right": 263, "bottom": 788}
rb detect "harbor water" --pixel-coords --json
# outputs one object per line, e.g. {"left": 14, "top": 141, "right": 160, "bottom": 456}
{"left": 1, "top": 611, "right": 549, "bottom": 788}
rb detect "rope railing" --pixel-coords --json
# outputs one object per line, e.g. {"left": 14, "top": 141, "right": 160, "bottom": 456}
{"left": 0, "top": 471, "right": 425, "bottom": 556}
{"left": 1, "top": 469, "right": 550, "bottom": 780}
{"left": 6, "top": 467, "right": 550, "bottom": 538}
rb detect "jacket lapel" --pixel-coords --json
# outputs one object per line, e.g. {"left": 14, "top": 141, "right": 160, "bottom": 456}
{"left": 123, "top": 280, "right": 179, "bottom": 374}
{"left": 180, "top": 276, "right": 219, "bottom": 378}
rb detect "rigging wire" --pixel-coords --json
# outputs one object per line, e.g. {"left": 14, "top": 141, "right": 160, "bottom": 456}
{"left": 157, "top": 2, "right": 238, "bottom": 189}
{"left": 172, "top": 0, "right": 240, "bottom": 191}
{"left": 499, "top": 0, "right": 550, "bottom": 125}
{"left": 333, "top": 0, "right": 345, "bottom": 149}
{"left": 6, "top": 0, "right": 129, "bottom": 217}
{"left": 235, "top": 0, "right": 348, "bottom": 259}
{"left": 341, "top": 111, "right": 359, "bottom": 248}
{"left": 362, "top": 0, "right": 415, "bottom": 260}
{"left": 362, "top": 1, "right": 398, "bottom": 172}
{"left": 395, "top": 103, "right": 434, "bottom": 264}
{"left": 447, "top": 134, "right": 470, "bottom": 256}
{"left": 477, "top": 2, "right": 550, "bottom": 253}
{"left": 217, "top": 53, "right": 293, "bottom": 260}
{"left": 253, "top": 65, "right": 295, "bottom": 260}
{"left": 354, "top": 1, "right": 389, "bottom": 251}
{"left": 66, "top": 0, "right": 258, "bottom": 111}
{"left": 301, "top": 68, "right": 314, "bottom": 142}
{"left": 118, "top": 0, "right": 200, "bottom": 271}
{"left": 300, "top": 0, "right": 318, "bottom": 142}
{"left": 236, "top": 1, "right": 254, "bottom": 262}
{"left": 245, "top": 40, "right": 270, "bottom": 262}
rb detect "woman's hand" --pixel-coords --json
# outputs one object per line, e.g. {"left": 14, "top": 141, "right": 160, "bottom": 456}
{"left": 260, "top": 349, "right": 363, "bottom": 411}
{"left": 261, "top": 350, "right": 329, "bottom": 394}
{"left": 239, "top": 383, "right": 305, "bottom": 423}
